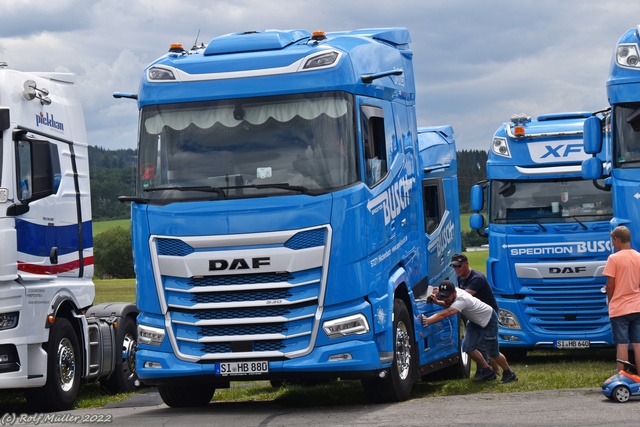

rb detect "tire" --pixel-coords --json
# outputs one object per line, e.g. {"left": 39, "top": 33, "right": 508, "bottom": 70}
{"left": 158, "top": 384, "right": 216, "bottom": 407}
{"left": 362, "top": 298, "right": 415, "bottom": 403}
{"left": 612, "top": 385, "right": 631, "bottom": 403}
{"left": 101, "top": 316, "right": 138, "bottom": 394}
{"left": 454, "top": 317, "right": 472, "bottom": 378}
{"left": 25, "top": 317, "right": 81, "bottom": 412}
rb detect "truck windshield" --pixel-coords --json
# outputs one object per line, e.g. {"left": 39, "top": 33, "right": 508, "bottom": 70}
{"left": 136, "top": 91, "right": 357, "bottom": 202}
{"left": 613, "top": 104, "right": 640, "bottom": 168}
{"left": 490, "top": 178, "right": 612, "bottom": 224}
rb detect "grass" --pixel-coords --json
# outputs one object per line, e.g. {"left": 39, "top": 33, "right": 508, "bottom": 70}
{"left": 210, "top": 348, "right": 616, "bottom": 406}
{"left": 461, "top": 212, "right": 472, "bottom": 233}
{"left": 93, "top": 279, "right": 136, "bottom": 305}
{"left": 464, "top": 250, "right": 488, "bottom": 274}
{"left": 92, "top": 219, "right": 130, "bottom": 236}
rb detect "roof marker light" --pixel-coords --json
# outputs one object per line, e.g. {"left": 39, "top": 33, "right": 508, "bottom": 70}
{"left": 510, "top": 113, "right": 530, "bottom": 137}
{"left": 312, "top": 31, "right": 327, "bottom": 41}
{"left": 169, "top": 43, "right": 184, "bottom": 52}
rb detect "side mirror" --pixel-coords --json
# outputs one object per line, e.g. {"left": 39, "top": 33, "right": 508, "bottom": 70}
{"left": 583, "top": 116, "right": 602, "bottom": 155}
{"left": 470, "top": 184, "right": 484, "bottom": 212}
{"left": 582, "top": 156, "right": 603, "bottom": 180}
{"left": 470, "top": 213, "right": 485, "bottom": 230}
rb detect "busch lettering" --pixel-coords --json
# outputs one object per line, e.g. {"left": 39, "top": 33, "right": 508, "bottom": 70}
{"left": 209, "top": 257, "right": 270, "bottom": 271}
{"left": 436, "top": 221, "right": 455, "bottom": 258}
{"left": 509, "top": 240, "right": 611, "bottom": 256}
{"left": 367, "top": 175, "right": 416, "bottom": 225}
{"left": 576, "top": 240, "right": 611, "bottom": 253}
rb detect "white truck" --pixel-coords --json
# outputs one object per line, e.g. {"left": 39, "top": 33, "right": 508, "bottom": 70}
{"left": 0, "top": 63, "right": 138, "bottom": 412}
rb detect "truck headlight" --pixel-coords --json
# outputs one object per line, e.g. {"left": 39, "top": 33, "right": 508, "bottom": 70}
{"left": 323, "top": 314, "right": 370, "bottom": 338}
{"left": 138, "top": 324, "right": 165, "bottom": 346}
{"left": 498, "top": 309, "right": 521, "bottom": 330}
{"left": 617, "top": 44, "right": 640, "bottom": 69}
{"left": 492, "top": 137, "right": 511, "bottom": 158}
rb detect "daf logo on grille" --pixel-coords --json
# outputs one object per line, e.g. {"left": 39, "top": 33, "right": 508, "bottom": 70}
{"left": 209, "top": 257, "right": 270, "bottom": 271}
{"left": 549, "top": 266, "right": 586, "bottom": 274}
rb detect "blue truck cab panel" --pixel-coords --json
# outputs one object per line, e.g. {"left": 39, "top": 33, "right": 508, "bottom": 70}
{"left": 123, "top": 28, "right": 467, "bottom": 405}
{"left": 471, "top": 112, "right": 614, "bottom": 353}
{"left": 581, "top": 25, "right": 640, "bottom": 251}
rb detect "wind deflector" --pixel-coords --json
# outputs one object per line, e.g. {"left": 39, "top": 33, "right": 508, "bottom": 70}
{"left": 204, "top": 30, "right": 312, "bottom": 56}
{"left": 345, "top": 28, "right": 411, "bottom": 47}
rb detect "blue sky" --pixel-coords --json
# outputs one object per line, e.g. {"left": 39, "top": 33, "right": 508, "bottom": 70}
{"left": 1, "top": 0, "right": 638, "bottom": 151}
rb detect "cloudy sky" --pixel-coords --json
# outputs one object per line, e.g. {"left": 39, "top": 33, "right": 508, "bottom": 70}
{"left": 1, "top": 0, "right": 638, "bottom": 152}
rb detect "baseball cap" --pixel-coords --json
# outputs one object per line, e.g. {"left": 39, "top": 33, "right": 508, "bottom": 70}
{"left": 450, "top": 253, "right": 468, "bottom": 267}
{"left": 437, "top": 280, "right": 456, "bottom": 300}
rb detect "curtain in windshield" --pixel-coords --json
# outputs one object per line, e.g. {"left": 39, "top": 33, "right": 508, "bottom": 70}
{"left": 137, "top": 92, "right": 357, "bottom": 201}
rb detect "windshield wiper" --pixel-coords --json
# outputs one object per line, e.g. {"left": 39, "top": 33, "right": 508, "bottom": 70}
{"left": 566, "top": 215, "right": 588, "bottom": 230}
{"left": 143, "top": 185, "right": 227, "bottom": 199}
{"left": 530, "top": 216, "right": 548, "bottom": 232}
{"left": 238, "top": 183, "right": 311, "bottom": 194}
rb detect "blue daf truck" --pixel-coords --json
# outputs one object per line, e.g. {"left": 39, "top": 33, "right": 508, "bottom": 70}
{"left": 583, "top": 25, "right": 640, "bottom": 252}
{"left": 470, "top": 112, "right": 614, "bottom": 358}
{"left": 115, "top": 28, "right": 469, "bottom": 406}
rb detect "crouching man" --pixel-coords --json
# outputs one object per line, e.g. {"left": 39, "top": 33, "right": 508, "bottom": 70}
{"left": 422, "top": 280, "right": 518, "bottom": 383}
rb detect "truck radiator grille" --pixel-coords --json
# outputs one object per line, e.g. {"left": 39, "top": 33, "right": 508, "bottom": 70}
{"left": 516, "top": 283, "right": 609, "bottom": 332}
{"left": 156, "top": 226, "right": 328, "bottom": 362}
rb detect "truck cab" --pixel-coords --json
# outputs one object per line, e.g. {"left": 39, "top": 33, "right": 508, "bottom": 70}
{"left": 471, "top": 112, "right": 613, "bottom": 356}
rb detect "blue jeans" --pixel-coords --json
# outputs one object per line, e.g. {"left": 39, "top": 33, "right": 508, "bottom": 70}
{"left": 462, "top": 311, "right": 500, "bottom": 359}
{"left": 610, "top": 312, "right": 640, "bottom": 344}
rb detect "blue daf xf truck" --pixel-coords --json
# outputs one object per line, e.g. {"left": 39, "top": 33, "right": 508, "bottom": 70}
{"left": 115, "top": 28, "right": 468, "bottom": 406}
{"left": 470, "top": 112, "right": 614, "bottom": 358}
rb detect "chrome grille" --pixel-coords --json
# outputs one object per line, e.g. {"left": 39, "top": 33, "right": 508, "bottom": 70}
{"left": 156, "top": 226, "right": 328, "bottom": 362}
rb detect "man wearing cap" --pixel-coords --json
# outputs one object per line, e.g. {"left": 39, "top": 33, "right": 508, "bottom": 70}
{"left": 421, "top": 280, "right": 518, "bottom": 383}
{"left": 450, "top": 253, "right": 500, "bottom": 377}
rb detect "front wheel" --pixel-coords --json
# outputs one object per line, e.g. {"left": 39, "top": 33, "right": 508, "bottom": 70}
{"left": 158, "top": 384, "right": 216, "bottom": 407}
{"left": 362, "top": 298, "right": 415, "bottom": 403}
{"left": 26, "top": 317, "right": 81, "bottom": 412}
{"left": 612, "top": 385, "right": 631, "bottom": 403}
{"left": 101, "top": 316, "right": 138, "bottom": 394}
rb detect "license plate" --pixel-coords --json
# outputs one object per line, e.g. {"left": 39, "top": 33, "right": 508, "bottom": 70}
{"left": 216, "top": 361, "right": 269, "bottom": 376}
{"left": 555, "top": 340, "right": 590, "bottom": 349}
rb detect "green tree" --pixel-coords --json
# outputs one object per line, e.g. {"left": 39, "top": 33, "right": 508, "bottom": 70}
{"left": 462, "top": 229, "right": 488, "bottom": 251}
{"left": 93, "top": 226, "right": 134, "bottom": 279}
{"left": 457, "top": 149, "right": 488, "bottom": 210}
